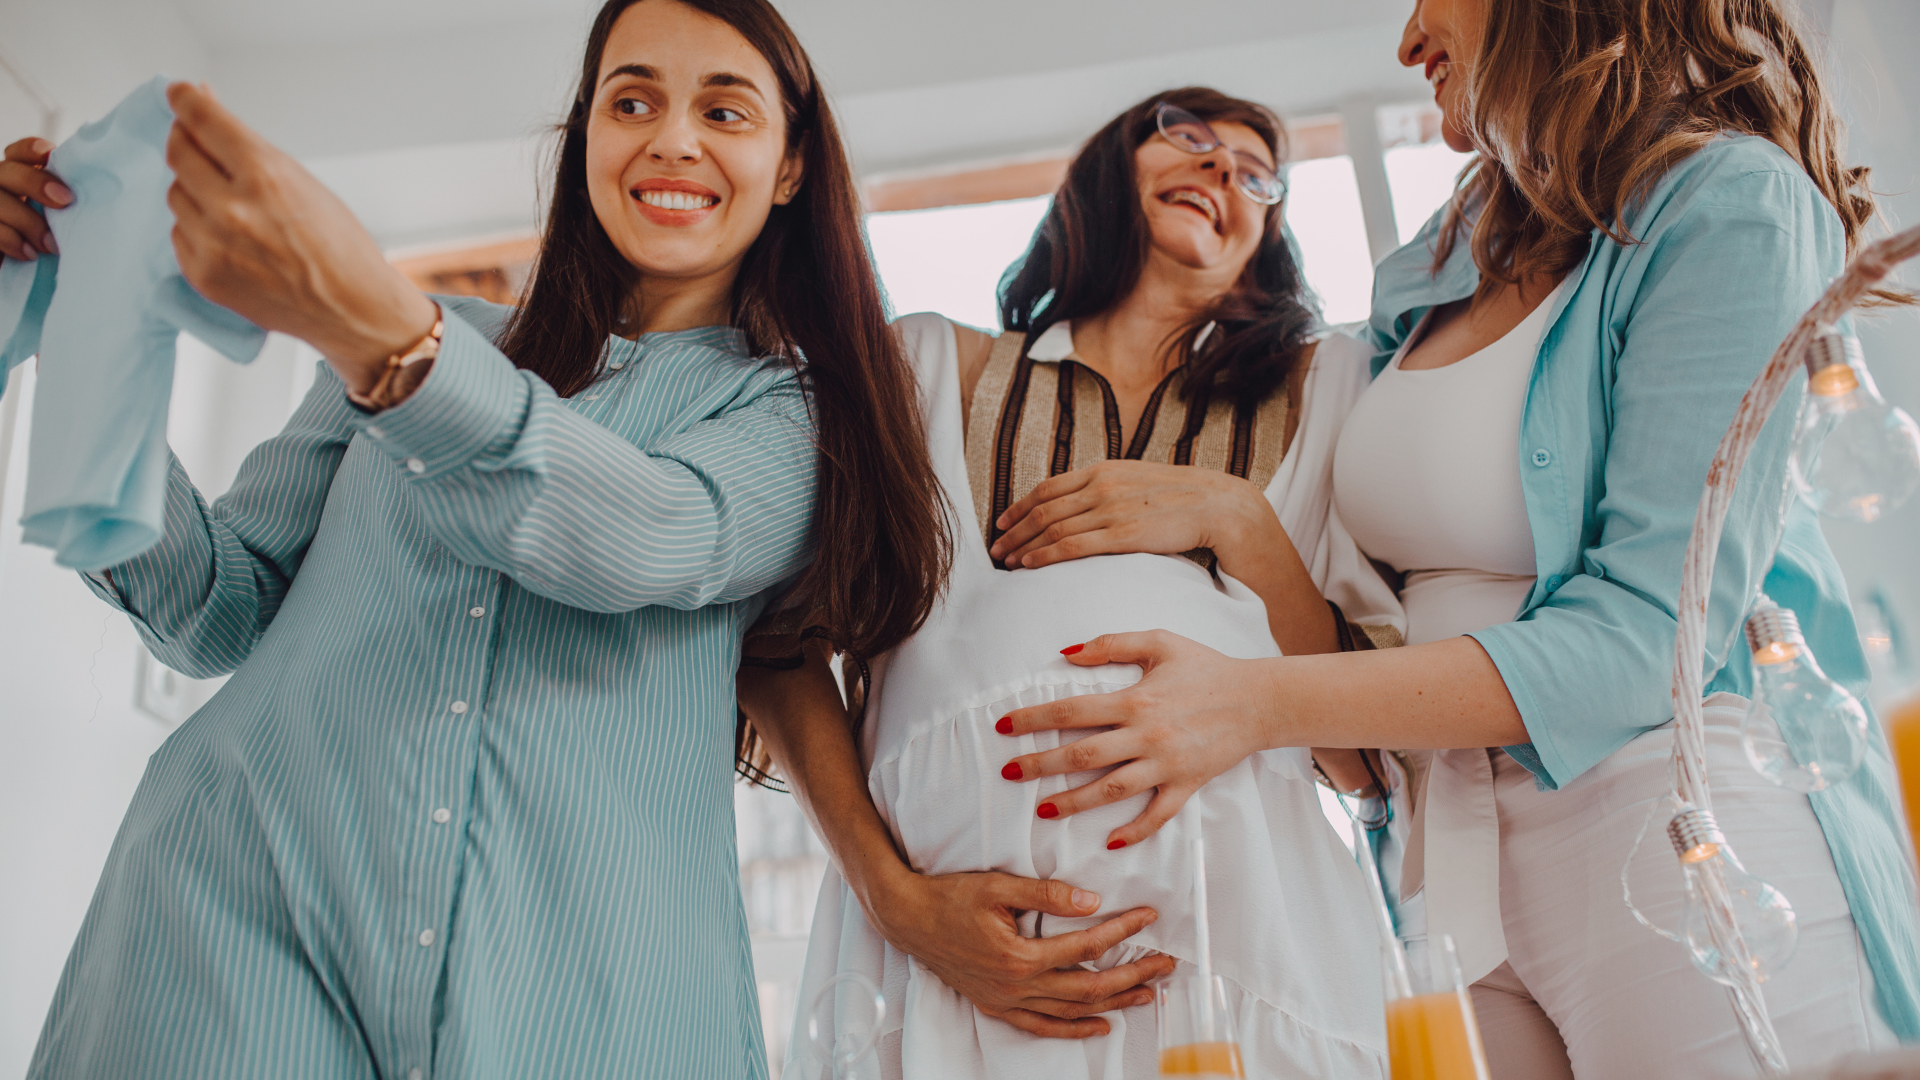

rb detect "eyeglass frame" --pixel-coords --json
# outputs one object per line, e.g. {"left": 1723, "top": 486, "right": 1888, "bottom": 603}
{"left": 1151, "top": 101, "right": 1288, "bottom": 206}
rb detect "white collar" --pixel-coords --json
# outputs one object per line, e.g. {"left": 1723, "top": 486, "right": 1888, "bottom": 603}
{"left": 1025, "top": 321, "right": 1077, "bottom": 361}
{"left": 1022, "top": 319, "right": 1218, "bottom": 362}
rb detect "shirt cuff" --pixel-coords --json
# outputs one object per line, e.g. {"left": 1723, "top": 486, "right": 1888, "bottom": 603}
{"left": 1468, "top": 624, "right": 1570, "bottom": 790}
{"left": 348, "top": 312, "right": 530, "bottom": 480}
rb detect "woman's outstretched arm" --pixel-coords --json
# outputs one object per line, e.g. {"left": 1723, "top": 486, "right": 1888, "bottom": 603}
{"left": 736, "top": 642, "right": 1174, "bottom": 1039}
{"left": 83, "top": 364, "right": 360, "bottom": 677}
{"left": 996, "top": 631, "right": 1524, "bottom": 846}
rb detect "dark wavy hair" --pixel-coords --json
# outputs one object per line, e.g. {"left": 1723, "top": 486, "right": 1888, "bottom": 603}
{"left": 998, "top": 86, "right": 1318, "bottom": 407}
{"left": 495, "top": 0, "right": 953, "bottom": 773}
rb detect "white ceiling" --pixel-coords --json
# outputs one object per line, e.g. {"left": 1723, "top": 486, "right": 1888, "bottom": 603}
{"left": 168, "top": 0, "right": 1412, "bottom": 94}
{"left": 1, "top": 0, "right": 1431, "bottom": 246}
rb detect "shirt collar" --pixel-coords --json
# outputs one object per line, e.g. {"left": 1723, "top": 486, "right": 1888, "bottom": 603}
{"left": 1026, "top": 321, "right": 1077, "bottom": 361}
{"left": 1023, "top": 319, "right": 1218, "bottom": 362}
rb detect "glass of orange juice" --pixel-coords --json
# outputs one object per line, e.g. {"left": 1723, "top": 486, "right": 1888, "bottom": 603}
{"left": 1156, "top": 970, "right": 1243, "bottom": 1078}
{"left": 1386, "top": 934, "right": 1490, "bottom": 1080}
{"left": 1888, "top": 694, "right": 1920, "bottom": 855}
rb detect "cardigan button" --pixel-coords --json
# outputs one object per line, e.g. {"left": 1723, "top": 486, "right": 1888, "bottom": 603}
{"left": 1531, "top": 449, "right": 1552, "bottom": 467}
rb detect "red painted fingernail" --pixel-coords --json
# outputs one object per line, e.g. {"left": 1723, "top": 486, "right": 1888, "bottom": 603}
{"left": 1107, "top": 839, "right": 1127, "bottom": 850}
{"left": 995, "top": 716, "right": 1013, "bottom": 735}
{"left": 1001, "top": 762, "right": 1023, "bottom": 781}
{"left": 1060, "top": 643, "right": 1084, "bottom": 656}
{"left": 1037, "top": 802, "right": 1059, "bottom": 819}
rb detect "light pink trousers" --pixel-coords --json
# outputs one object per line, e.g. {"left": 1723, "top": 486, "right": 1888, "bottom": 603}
{"left": 1470, "top": 709, "right": 1898, "bottom": 1079}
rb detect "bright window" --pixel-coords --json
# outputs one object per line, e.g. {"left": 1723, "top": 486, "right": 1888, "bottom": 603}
{"left": 1384, "top": 141, "right": 1477, "bottom": 246}
{"left": 1283, "top": 155, "right": 1374, "bottom": 325}
{"left": 864, "top": 196, "right": 1054, "bottom": 330}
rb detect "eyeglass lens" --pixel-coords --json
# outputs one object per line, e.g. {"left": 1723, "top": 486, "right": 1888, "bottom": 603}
{"left": 1154, "top": 104, "right": 1285, "bottom": 205}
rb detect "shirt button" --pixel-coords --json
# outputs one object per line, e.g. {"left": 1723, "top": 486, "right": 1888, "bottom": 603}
{"left": 1531, "top": 449, "right": 1552, "bottom": 467}
{"left": 432, "top": 808, "right": 452, "bottom": 824}
{"left": 417, "top": 929, "right": 435, "bottom": 947}
{"left": 450, "top": 701, "right": 468, "bottom": 714}
{"left": 607, "top": 359, "right": 624, "bottom": 370}
{"left": 409, "top": 1070, "right": 424, "bottom": 1080}
{"left": 366, "top": 424, "right": 385, "bottom": 440}
{"left": 469, "top": 606, "right": 486, "bottom": 618}
{"left": 406, "top": 458, "right": 426, "bottom": 474}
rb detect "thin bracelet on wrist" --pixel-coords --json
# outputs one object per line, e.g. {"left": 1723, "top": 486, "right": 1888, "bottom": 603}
{"left": 347, "top": 304, "right": 443, "bottom": 413}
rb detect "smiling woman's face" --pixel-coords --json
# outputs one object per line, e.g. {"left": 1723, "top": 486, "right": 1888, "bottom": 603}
{"left": 1400, "top": 0, "right": 1485, "bottom": 153}
{"left": 584, "top": 0, "right": 801, "bottom": 290}
{"left": 1132, "top": 120, "right": 1272, "bottom": 276}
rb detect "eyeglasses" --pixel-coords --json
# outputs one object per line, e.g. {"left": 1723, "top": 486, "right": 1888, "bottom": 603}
{"left": 1153, "top": 102, "right": 1287, "bottom": 206}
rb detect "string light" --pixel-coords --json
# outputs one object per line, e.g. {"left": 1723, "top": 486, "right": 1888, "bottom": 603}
{"left": 1668, "top": 806, "right": 1798, "bottom": 987}
{"left": 1789, "top": 327, "right": 1920, "bottom": 523}
{"left": 1741, "top": 599, "right": 1869, "bottom": 792}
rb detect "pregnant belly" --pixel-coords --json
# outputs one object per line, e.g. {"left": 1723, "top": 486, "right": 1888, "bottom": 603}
{"left": 854, "top": 554, "right": 1382, "bottom": 1043}
{"left": 866, "top": 552, "right": 1280, "bottom": 765}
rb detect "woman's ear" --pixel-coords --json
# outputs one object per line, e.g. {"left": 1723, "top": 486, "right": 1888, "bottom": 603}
{"left": 773, "top": 149, "right": 805, "bottom": 206}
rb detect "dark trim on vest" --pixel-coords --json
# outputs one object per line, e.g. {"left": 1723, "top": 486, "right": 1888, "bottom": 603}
{"left": 1050, "top": 362, "right": 1077, "bottom": 477}
{"left": 1172, "top": 381, "right": 1210, "bottom": 466}
{"left": 988, "top": 353, "right": 1034, "bottom": 546}
{"left": 1229, "top": 396, "right": 1257, "bottom": 478}
{"left": 1125, "top": 368, "right": 1182, "bottom": 460}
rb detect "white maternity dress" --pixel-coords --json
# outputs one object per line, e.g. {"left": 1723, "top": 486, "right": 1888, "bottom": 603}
{"left": 789, "top": 313, "right": 1404, "bottom": 1080}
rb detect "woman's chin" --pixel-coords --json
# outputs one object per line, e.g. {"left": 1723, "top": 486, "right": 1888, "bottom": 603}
{"left": 614, "top": 241, "right": 741, "bottom": 284}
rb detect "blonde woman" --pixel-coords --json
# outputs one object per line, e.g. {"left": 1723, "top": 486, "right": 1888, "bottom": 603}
{"left": 996, "top": 1, "right": 1919, "bottom": 1076}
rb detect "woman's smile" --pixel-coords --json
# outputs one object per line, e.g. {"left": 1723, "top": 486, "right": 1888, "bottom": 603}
{"left": 631, "top": 177, "right": 722, "bottom": 225}
{"left": 1157, "top": 185, "right": 1222, "bottom": 230}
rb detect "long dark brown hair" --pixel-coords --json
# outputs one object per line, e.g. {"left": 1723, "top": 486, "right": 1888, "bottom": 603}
{"left": 496, "top": 0, "right": 952, "bottom": 775}
{"left": 1437, "top": 0, "right": 1906, "bottom": 304}
{"left": 999, "top": 86, "right": 1318, "bottom": 407}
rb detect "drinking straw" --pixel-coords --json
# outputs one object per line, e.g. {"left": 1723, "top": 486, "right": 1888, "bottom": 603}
{"left": 1192, "top": 836, "right": 1216, "bottom": 1035}
{"left": 1352, "top": 816, "right": 1413, "bottom": 999}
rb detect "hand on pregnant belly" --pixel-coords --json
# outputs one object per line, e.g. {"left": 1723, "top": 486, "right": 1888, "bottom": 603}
{"left": 989, "top": 460, "right": 1275, "bottom": 571}
{"left": 882, "top": 871, "right": 1175, "bottom": 1037}
{"left": 1000, "top": 630, "right": 1269, "bottom": 848}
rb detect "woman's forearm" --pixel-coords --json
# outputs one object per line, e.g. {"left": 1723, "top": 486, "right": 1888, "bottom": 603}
{"left": 1263, "top": 636, "right": 1528, "bottom": 750}
{"left": 1220, "top": 512, "right": 1340, "bottom": 657}
{"left": 735, "top": 646, "right": 917, "bottom": 926}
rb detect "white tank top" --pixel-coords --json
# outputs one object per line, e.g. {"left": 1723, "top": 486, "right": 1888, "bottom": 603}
{"left": 1332, "top": 284, "right": 1562, "bottom": 644}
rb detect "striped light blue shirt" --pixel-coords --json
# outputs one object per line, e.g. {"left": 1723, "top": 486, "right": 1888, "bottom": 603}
{"left": 27, "top": 295, "right": 817, "bottom": 1080}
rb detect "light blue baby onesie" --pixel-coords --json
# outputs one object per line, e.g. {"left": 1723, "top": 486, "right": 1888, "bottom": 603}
{"left": 0, "top": 75, "right": 265, "bottom": 571}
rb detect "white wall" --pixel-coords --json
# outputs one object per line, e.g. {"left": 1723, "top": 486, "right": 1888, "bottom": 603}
{"left": 1825, "top": 0, "right": 1920, "bottom": 686}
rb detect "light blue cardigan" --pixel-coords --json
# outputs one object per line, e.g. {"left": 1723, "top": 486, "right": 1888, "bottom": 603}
{"left": 1367, "top": 135, "right": 1920, "bottom": 1039}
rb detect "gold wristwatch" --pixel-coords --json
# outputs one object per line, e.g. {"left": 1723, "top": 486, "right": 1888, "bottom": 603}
{"left": 347, "top": 306, "right": 444, "bottom": 413}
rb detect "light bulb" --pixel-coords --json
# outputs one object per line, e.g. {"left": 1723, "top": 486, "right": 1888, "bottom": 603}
{"left": 1789, "top": 328, "right": 1920, "bottom": 523}
{"left": 1741, "top": 601, "right": 1869, "bottom": 792}
{"left": 1668, "top": 806, "right": 1798, "bottom": 986}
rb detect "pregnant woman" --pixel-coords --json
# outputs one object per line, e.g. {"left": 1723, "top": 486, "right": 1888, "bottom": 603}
{"left": 997, "top": 0, "right": 1920, "bottom": 1076}
{"left": 739, "top": 88, "right": 1402, "bottom": 1079}
{"left": 2, "top": 1, "right": 946, "bottom": 1076}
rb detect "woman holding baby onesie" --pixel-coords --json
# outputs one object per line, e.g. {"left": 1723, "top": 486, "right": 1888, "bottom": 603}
{"left": 994, "top": 1, "right": 1920, "bottom": 1076}
{"left": 2, "top": 1, "right": 947, "bottom": 1077}
{"left": 737, "top": 87, "right": 1403, "bottom": 1079}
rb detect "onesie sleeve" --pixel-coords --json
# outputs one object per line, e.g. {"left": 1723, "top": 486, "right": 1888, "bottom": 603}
{"left": 81, "top": 360, "right": 361, "bottom": 677}
{"left": 1468, "top": 166, "right": 1844, "bottom": 787}
{"left": 348, "top": 310, "right": 818, "bottom": 614}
